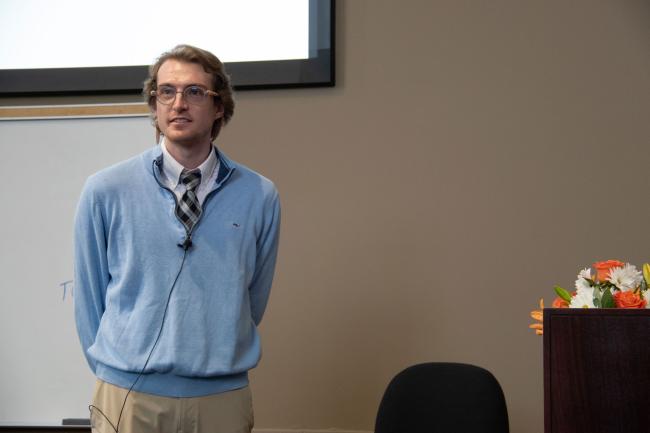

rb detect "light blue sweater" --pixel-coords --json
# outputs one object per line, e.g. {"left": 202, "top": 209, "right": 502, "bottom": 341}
{"left": 74, "top": 146, "right": 280, "bottom": 397}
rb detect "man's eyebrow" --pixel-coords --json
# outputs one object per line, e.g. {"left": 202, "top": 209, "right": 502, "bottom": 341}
{"left": 157, "top": 82, "right": 207, "bottom": 88}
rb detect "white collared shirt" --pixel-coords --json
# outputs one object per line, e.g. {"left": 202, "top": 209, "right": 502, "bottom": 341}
{"left": 159, "top": 137, "right": 220, "bottom": 205}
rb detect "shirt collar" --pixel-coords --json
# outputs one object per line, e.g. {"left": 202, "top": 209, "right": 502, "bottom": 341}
{"left": 161, "top": 137, "right": 218, "bottom": 187}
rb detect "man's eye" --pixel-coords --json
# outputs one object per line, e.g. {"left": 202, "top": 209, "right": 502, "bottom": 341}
{"left": 187, "top": 87, "right": 203, "bottom": 96}
{"left": 159, "top": 87, "right": 176, "bottom": 96}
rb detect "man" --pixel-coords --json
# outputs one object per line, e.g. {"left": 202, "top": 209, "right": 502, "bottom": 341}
{"left": 74, "top": 44, "right": 280, "bottom": 433}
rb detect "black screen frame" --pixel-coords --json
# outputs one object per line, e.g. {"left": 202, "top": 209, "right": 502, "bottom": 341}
{"left": 0, "top": 0, "right": 334, "bottom": 96}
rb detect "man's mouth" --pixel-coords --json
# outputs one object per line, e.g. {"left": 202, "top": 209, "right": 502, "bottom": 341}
{"left": 170, "top": 117, "right": 191, "bottom": 124}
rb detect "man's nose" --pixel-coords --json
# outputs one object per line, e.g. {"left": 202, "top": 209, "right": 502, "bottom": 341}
{"left": 171, "top": 91, "right": 188, "bottom": 110}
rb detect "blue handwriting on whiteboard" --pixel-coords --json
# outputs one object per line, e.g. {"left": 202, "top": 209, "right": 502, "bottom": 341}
{"left": 60, "top": 280, "right": 73, "bottom": 301}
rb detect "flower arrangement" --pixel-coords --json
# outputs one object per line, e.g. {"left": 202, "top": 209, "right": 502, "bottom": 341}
{"left": 530, "top": 260, "right": 650, "bottom": 335}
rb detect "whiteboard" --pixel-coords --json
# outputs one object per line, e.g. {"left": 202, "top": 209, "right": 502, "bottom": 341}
{"left": 0, "top": 116, "right": 153, "bottom": 424}
{"left": 0, "top": 0, "right": 309, "bottom": 69}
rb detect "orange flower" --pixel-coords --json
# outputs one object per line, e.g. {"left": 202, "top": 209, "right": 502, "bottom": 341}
{"left": 552, "top": 296, "right": 570, "bottom": 308}
{"left": 613, "top": 290, "right": 647, "bottom": 309}
{"left": 529, "top": 298, "right": 544, "bottom": 335}
{"left": 593, "top": 259, "right": 625, "bottom": 282}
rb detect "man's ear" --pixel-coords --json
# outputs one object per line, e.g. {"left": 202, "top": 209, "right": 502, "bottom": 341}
{"left": 215, "top": 105, "right": 224, "bottom": 120}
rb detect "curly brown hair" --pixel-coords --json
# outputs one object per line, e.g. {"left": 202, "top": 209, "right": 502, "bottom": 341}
{"left": 143, "top": 44, "right": 235, "bottom": 141}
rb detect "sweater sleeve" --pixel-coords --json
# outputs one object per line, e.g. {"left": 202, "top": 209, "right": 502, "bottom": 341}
{"left": 249, "top": 187, "right": 281, "bottom": 325}
{"left": 73, "top": 179, "right": 110, "bottom": 373}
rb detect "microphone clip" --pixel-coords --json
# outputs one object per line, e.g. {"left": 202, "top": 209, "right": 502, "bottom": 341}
{"left": 178, "top": 235, "right": 193, "bottom": 250}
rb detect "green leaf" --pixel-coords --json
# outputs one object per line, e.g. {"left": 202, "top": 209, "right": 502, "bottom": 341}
{"left": 601, "top": 288, "right": 615, "bottom": 308}
{"left": 554, "top": 286, "right": 572, "bottom": 303}
{"left": 593, "top": 297, "right": 601, "bottom": 308}
{"left": 644, "top": 263, "right": 650, "bottom": 286}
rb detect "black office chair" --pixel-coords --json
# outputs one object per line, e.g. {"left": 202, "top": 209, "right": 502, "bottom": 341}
{"left": 375, "top": 362, "right": 509, "bottom": 433}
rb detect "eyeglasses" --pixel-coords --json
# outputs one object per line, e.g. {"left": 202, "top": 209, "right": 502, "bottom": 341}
{"left": 151, "top": 85, "right": 219, "bottom": 105}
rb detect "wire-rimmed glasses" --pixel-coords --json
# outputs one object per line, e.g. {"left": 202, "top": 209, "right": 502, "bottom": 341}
{"left": 151, "top": 85, "right": 219, "bottom": 105}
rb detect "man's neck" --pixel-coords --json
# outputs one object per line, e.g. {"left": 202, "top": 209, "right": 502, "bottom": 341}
{"left": 164, "top": 139, "right": 212, "bottom": 169}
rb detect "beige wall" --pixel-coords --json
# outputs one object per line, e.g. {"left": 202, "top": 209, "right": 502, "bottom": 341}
{"left": 218, "top": 1, "right": 650, "bottom": 432}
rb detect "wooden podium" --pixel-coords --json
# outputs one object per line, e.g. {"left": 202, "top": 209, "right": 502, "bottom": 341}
{"left": 544, "top": 308, "right": 650, "bottom": 433}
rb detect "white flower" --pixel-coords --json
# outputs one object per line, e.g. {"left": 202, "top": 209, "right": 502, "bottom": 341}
{"left": 644, "top": 290, "right": 650, "bottom": 309}
{"left": 575, "top": 268, "right": 593, "bottom": 292}
{"left": 569, "top": 286, "right": 596, "bottom": 308}
{"left": 578, "top": 268, "right": 592, "bottom": 280}
{"left": 607, "top": 263, "right": 642, "bottom": 291}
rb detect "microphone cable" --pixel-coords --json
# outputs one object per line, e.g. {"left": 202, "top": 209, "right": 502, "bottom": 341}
{"left": 88, "top": 241, "right": 191, "bottom": 432}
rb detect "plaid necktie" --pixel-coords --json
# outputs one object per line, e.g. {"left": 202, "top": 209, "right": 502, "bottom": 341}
{"left": 176, "top": 169, "right": 202, "bottom": 233}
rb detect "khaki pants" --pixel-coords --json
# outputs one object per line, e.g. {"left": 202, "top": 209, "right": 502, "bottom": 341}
{"left": 90, "top": 380, "right": 254, "bottom": 433}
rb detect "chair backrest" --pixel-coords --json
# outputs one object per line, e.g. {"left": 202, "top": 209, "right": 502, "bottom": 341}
{"left": 375, "top": 362, "right": 509, "bottom": 433}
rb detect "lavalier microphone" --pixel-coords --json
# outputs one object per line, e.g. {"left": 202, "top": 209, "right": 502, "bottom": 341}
{"left": 178, "top": 236, "right": 193, "bottom": 250}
